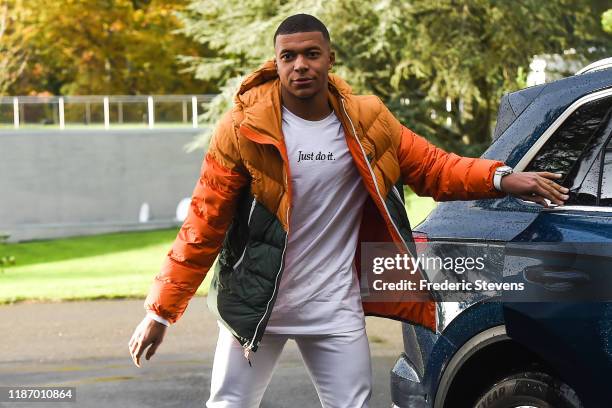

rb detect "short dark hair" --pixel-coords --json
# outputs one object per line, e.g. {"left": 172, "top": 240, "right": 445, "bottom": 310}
{"left": 273, "top": 14, "right": 330, "bottom": 45}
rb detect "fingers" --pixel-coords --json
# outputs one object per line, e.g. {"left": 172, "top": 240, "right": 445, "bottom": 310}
{"left": 534, "top": 172, "right": 568, "bottom": 194}
{"left": 518, "top": 172, "right": 568, "bottom": 205}
{"left": 519, "top": 194, "right": 550, "bottom": 207}
{"left": 145, "top": 341, "right": 160, "bottom": 361}
{"left": 534, "top": 178, "right": 568, "bottom": 205}
{"left": 129, "top": 334, "right": 143, "bottom": 367}
{"left": 538, "top": 174, "right": 569, "bottom": 194}
{"left": 506, "top": 172, "right": 570, "bottom": 206}
{"left": 536, "top": 171, "right": 563, "bottom": 180}
{"left": 129, "top": 318, "right": 166, "bottom": 367}
{"left": 134, "top": 342, "right": 146, "bottom": 367}
{"left": 131, "top": 339, "right": 160, "bottom": 366}
{"left": 129, "top": 326, "right": 149, "bottom": 368}
{"left": 530, "top": 181, "right": 560, "bottom": 205}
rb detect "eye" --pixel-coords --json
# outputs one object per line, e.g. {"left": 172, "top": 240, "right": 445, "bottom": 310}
{"left": 308, "top": 51, "right": 320, "bottom": 58}
{"left": 281, "top": 53, "right": 294, "bottom": 61}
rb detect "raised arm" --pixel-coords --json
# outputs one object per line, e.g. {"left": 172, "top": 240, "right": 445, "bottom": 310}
{"left": 385, "top": 99, "right": 567, "bottom": 205}
{"left": 396, "top": 125, "right": 505, "bottom": 201}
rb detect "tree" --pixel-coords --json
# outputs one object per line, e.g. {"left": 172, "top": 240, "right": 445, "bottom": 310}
{"left": 0, "top": 0, "right": 32, "bottom": 95}
{"left": 9, "top": 0, "right": 209, "bottom": 95}
{"left": 179, "top": 0, "right": 611, "bottom": 155}
{"left": 603, "top": 9, "right": 612, "bottom": 33}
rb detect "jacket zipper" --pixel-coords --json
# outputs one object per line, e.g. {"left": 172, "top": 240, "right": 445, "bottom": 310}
{"left": 341, "top": 99, "right": 436, "bottom": 333}
{"left": 232, "top": 197, "right": 257, "bottom": 270}
{"left": 392, "top": 185, "right": 403, "bottom": 203}
{"left": 238, "top": 125, "right": 292, "bottom": 364}
{"left": 340, "top": 98, "right": 410, "bottom": 251}
{"left": 243, "top": 205, "right": 290, "bottom": 364}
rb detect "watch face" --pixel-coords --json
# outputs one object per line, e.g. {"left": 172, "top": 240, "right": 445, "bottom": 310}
{"left": 497, "top": 166, "right": 513, "bottom": 175}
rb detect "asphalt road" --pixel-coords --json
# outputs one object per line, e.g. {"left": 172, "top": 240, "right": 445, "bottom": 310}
{"left": 0, "top": 297, "right": 405, "bottom": 408}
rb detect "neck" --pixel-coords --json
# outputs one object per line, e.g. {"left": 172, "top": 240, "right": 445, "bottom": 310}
{"left": 280, "top": 87, "right": 332, "bottom": 121}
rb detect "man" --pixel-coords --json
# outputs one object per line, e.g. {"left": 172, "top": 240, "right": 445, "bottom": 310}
{"left": 129, "top": 14, "right": 568, "bottom": 407}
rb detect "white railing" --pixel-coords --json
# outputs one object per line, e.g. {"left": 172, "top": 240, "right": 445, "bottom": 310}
{"left": 0, "top": 94, "right": 215, "bottom": 130}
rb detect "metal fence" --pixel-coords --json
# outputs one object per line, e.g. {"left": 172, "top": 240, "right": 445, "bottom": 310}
{"left": 0, "top": 94, "right": 216, "bottom": 130}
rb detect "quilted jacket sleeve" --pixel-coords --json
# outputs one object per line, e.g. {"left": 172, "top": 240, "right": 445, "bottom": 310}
{"left": 144, "top": 112, "right": 249, "bottom": 324}
{"left": 381, "top": 101, "right": 507, "bottom": 201}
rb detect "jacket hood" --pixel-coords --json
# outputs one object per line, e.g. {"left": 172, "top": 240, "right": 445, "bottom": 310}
{"left": 234, "top": 59, "right": 353, "bottom": 109}
{"left": 232, "top": 59, "right": 354, "bottom": 145}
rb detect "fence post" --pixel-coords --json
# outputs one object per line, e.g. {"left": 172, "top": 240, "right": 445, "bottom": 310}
{"left": 104, "top": 97, "right": 110, "bottom": 130}
{"left": 191, "top": 96, "right": 198, "bottom": 128}
{"left": 13, "top": 97, "right": 19, "bottom": 129}
{"left": 85, "top": 102, "right": 91, "bottom": 124}
{"left": 59, "top": 97, "right": 65, "bottom": 129}
{"left": 147, "top": 96, "right": 154, "bottom": 129}
{"left": 118, "top": 101, "right": 123, "bottom": 124}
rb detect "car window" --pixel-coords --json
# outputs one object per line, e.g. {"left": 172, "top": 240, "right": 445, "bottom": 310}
{"left": 524, "top": 94, "right": 612, "bottom": 206}
{"left": 571, "top": 141, "right": 612, "bottom": 206}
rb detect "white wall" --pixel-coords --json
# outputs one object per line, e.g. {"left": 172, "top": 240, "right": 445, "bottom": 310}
{"left": 0, "top": 129, "right": 205, "bottom": 242}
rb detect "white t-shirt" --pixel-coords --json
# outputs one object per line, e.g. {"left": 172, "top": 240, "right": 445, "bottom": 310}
{"left": 264, "top": 106, "right": 369, "bottom": 334}
{"left": 147, "top": 106, "right": 369, "bottom": 333}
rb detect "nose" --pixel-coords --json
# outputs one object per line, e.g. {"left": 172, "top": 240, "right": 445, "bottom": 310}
{"left": 293, "top": 54, "right": 308, "bottom": 73}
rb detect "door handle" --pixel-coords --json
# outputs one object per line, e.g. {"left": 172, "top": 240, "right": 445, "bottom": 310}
{"left": 523, "top": 265, "right": 591, "bottom": 292}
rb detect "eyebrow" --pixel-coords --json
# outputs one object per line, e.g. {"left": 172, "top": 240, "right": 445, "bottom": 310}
{"left": 279, "top": 46, "right": 323, "bottom": 55}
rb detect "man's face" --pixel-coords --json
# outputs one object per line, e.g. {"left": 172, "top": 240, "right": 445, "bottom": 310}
{"left": 274, "top": 31, "right": 335, "bottom": 100}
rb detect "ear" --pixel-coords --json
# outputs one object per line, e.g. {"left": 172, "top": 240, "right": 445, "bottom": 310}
{"left": 329, "top": 50, "right": 336, "bottom": 70}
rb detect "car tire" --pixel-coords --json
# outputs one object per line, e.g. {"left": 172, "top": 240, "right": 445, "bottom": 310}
{"left": 473, "top": 371, "right": 583, "bottom": 408}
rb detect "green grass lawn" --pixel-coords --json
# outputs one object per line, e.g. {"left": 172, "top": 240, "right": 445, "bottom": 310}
{"left": 0, "top": 228, "right": 215, "bottom": 304}
{"left": 404, "top": 189, "right": 436, "bottom": 229}
{"left": 0, "top": 194, "right": 436, "bottom": 304}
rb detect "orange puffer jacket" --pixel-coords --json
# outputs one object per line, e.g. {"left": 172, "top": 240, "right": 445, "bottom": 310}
{"left": 144, "top": 59, "right": 505, "bottom": 353}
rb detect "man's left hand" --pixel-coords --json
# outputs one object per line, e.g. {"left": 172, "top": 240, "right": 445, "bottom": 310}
{"left": 501, "top": 172, "right": 569, "bottom": 207}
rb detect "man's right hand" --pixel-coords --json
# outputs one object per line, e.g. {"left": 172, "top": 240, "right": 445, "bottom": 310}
{"left": 128, "top": 316, "right": 167, "bottom": 367}
{"left": 500, "top": 171, "right": 569, "bottom": 207}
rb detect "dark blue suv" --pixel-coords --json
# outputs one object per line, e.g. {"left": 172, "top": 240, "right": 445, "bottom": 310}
{"left": 390, "top": 59, "right": 612, "bottom": 408}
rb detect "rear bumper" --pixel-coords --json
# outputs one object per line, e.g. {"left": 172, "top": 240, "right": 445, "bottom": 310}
{"left": 390, "top": 353, "right": 432, "bottom": 408}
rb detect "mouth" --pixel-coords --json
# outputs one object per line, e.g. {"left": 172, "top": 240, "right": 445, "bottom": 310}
{"left": 292, "top": 78, "right": 314, "bottom": 87}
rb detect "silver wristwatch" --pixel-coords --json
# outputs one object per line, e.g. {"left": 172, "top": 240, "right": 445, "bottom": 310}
{"left": 493, "top": 165, "right": 513, "bottom": 191}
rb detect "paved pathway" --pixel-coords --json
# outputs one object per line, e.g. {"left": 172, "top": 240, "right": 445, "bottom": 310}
{"left": 0, "top": 297, "right": 405, "bottom": 407}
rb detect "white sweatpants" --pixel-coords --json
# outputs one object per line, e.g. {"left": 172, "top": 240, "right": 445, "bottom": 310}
{"left": 206, "top": 322, "right": 372, "bottom": 408}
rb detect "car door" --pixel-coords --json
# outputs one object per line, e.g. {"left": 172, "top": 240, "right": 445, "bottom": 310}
{"left": 502, "top": 92, "right": 612, "bottom": 407}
